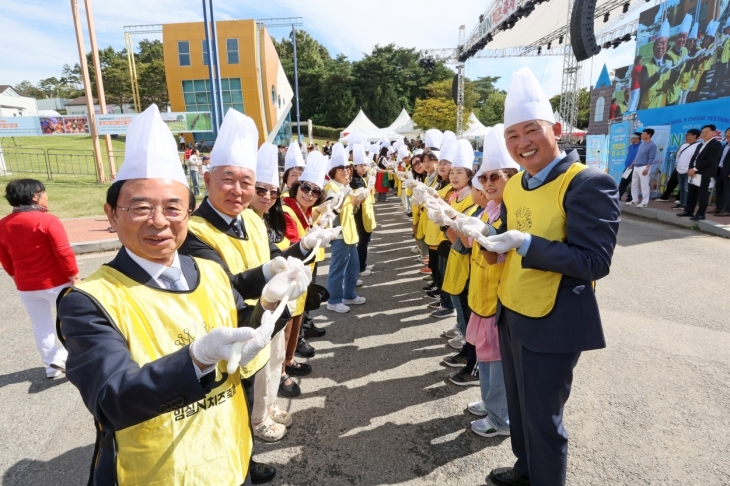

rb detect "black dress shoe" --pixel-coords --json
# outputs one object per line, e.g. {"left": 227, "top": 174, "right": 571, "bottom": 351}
{"left": 676, "top": 212, "right": 692, "bottom": 217}
{"left": 689, "top": 215, "right": 705, "bottom": 221}
{"left": 250, "top": 460, "right": 276, "bottom": 484}
{"left": 303, "top": 322, "right": 326, "bottom": 338}
{"left": 278, "top": 374, "right": 301, "bottom": 398}
{"left": 285, "top": 360, "right": 312, "bottom": 376}
{"left": 295, "top": 338, "right": 316, "bottom": 358}
{"left": 488, "top": 467, "right": 531, "bottom": 486}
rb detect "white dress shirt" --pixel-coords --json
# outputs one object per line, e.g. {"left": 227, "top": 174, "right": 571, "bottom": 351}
{"left": 675, "top": 142, "right": 699, "bottom": 174}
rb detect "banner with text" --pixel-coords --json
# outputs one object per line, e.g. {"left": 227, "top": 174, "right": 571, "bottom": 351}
{"left": 586, "top": 135, "right": 608, "bottom": 172}
{"left": 608, "top": 120, "right": 633, "bottom": 182}
{"left": 96, "top": 112, "right": 213, "bottom": 135}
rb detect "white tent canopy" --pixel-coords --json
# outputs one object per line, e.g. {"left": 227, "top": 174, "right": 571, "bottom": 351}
{"left": 339, "top": 109, "right": 400, "bottom": 143}
{"left": 462, "top": 112, "right": 490, "bottom": 140}
{"left": 387, "top": 108, "right": 421, "bottom": 138}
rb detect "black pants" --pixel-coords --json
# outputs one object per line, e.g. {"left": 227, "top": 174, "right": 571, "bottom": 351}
{"left": 428, "top": 248, "right": 441, "bottom": 288}
{"left": 354, "top": 214, "right": 371, "bottom": 272}
{"left": 302, "top": 263, "right": 319, "bottom": 332}
{"left": 715, "top": 166, "right": 727, "bottom": 211}
{"left": 660, "top": 169, "right": 679, "bottom": 200}
{"left": 618, "top": 170, "right": 633, "bottom": 201}
{"left": 498, "top": 309, "right": 581, "bottom": 485}
{"left": 456, "top": 288, "right": 477, "bottom": 373}
{"left": 685, "top": 173, "right": 712, "bottom": 217}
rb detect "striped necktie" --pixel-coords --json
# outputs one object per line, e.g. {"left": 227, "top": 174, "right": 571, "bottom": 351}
{"left": 159, "top": 267, "right": 185, "bottom": 291}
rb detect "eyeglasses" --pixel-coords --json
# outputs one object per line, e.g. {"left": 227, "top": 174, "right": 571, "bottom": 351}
{"left": 255, "top": 186, "right": 280, "bottom": 198}
{"left": 438, "top": 161, "right": 452, "bottom": 167}
{"left": 116, "top": 204, "right": 192, "bottom": 222}
{"left": 333, "top": 166, "right": 348, "bottom": 171}
{"left": 299, "top": 182, "right": 322, "bottom": 198}
{"left": 478, "top": 172, "right": 506, "bottom": 184}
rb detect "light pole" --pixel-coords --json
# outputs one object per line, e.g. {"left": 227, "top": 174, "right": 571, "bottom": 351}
{"left": 290, "top": 26, "right": 301, "bottom": 141}
{"left": 202, "top": 0, "right": 219, "bottom": 135}
{"left": 208, "top": 0, "right": 225, "bottom": 124}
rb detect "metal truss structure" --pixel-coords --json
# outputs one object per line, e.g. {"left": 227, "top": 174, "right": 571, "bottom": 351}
{"left": 123, "top": 24, "right": 162, "bottom": 112}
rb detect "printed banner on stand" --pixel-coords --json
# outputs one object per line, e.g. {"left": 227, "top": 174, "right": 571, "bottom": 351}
{"left": 608, "top": 121, "right": 632, "bottom": 182}
{"left": 97, "top": 112, "right": 213, "bottom": 135}
{"left": 586, "top": 135, "right": 607, "bottom": 172}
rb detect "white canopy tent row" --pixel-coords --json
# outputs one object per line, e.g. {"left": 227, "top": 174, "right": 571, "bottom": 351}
{"left": 387, "top": 108, "right": 422, "bottom": 139}
{"left": 339, "top": 110, "right": 401, "bottom": 143}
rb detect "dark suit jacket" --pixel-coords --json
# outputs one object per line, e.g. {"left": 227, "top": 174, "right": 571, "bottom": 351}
{"left": 689, "top": 139, "right": 723, "bottom": 177}
{"left": 722, "top": 144, "right": 730, "bottom": 179}
{"left": 496, "top": 150, "right": 621, "bottom": 353}
{"left": 56, "top": 249, "right": 278, "bottom": 485}
{"left": 178, "top": 197, "right": 309, "bottom": 299}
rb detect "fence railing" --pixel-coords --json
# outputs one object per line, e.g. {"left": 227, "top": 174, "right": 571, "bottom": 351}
{"left": 0, "top": 147, "right": 119, "bottom": 181}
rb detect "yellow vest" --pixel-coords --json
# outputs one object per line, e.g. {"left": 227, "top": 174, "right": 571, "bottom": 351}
{"left": 498, "top": 162, "right": 587, "bottom": 318}
{"left": 468, "top": 215, "right": 503, "bottom": 317}
{"left": 639, "top": 59, "right": 672, "bottom": 109}
{"left": 325, "top": 181, "right": 359, "bottom": 245}
{"left": 441, "top": 203, "right": 478, "bottom": 295}
{"left": 280, "top": 205, "right": 314, "bottom": 316}
{"left": 665, "top": 47, "right": 687, "bottom": 104}
{"left": 74, "top": 258, "right": 251, "bottom": 486}
{"left": 360, "top": 176, "right": 377, "bottom": 233}
{"left": 416, "top": 175, "right": 439, "bottom": 240}
{"left": 187, "top": 209, "right": 271, "bottom": 377}
{"left": 722, "top": 36, "right": 730, "bottom": 64}
{"left": 425, "top": 183, "right": 454, "bottom": 247}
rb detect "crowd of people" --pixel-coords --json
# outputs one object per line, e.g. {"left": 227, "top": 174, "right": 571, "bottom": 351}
{"left": 0, "top": 65, "right": 627, "bottom": 486}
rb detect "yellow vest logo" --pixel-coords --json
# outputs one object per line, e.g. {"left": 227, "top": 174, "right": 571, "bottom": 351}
{"left": 174, "top": 321, "right": 210, "bottom": 347}
{"left": 515, "top": 207, "right": 533, "bottom": 231}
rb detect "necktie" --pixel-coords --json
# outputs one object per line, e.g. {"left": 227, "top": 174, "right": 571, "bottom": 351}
{"left": 231, "top": 218, "right": 243, "bottom": 237}
{"left": 159, "top": 266, "right": 185, "bottom": 291}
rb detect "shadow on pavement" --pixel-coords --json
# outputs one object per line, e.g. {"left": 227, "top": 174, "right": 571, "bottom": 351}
{"left": 0, "top": 367, "right": 69, "bottom": 394}
{"left": 3, "top": 444, "right": 93, "bottom": 486}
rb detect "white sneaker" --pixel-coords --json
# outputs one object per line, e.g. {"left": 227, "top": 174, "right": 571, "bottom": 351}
{"left": 49, "top": 360, "right": 66, "bottom": 373}
{"left": 46, "top": 369, "right": 63, "bottom": 379}
{"left": 327, "top": 303, "right": 351, "bottom": 313}
{"left": 410, "top": 246, "right": 420, "bottom": 254}
{"left": 471, "top": 417, "right": 510, "bottom": 438}
{"left": 627, "top": 201, "right": 637, "bottom": 206}
{"left": 442, "top": 325, "right": 460, "bottom": 339}
{"left": 356, "top": 279, "right": 363, "bottom": 287}
{"left": 637, "top": 203, "right": 647, "bottom": 208}
{"left": 268, "top": 405, "right": 293, "bottom": 427}
{"left": 253, "top": 416, "right": 287, "bottom": 442}
{"left": 366, "top": 264, "right": 374, "bottom": 270}
{"left": 343, "top": 296, "right": 366, "bottom": 305}
{"left": 448, "top": 332, "right": 465, "bottom": 349}
{"left": 360, "top": 269, "right": 372, "bottom": 276}
{"left": 467, "top": 400, "right": 489, "bottom": 417}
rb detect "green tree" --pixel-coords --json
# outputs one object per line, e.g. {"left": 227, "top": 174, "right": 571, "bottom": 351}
{"left": 138, "top": 58, "right": 168, "bottom": 110}
{"left": 412, "top": 98, "right": 458, "bottom": 132}
{"left": 318, "top": 55, "right": 356, "bottom": 128}
{"left": 475, "top": 91, "right": 507, "bottom": 126}
{"left": 549, "top": 88, "right": 590, "bottom": 129}
{"left": 13, "top": 80, "right": 45, "bottom": 99}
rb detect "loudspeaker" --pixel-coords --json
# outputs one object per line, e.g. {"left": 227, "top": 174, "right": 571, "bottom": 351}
{"left": 571, "top": 0, "right": 601, "bottom": 61}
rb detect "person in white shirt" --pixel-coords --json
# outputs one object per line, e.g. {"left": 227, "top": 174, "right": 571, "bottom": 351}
{"left": 657, "top": 129, "right": 701, "bottom": 209}
{"left": 187, "top": 149, "right": 202, "bottom": 196}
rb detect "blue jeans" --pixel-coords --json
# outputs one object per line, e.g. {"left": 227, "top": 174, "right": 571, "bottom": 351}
{"left": 326, "top": 239, "right": 360, "bottom": 304}
{"left": 678, "top": 173, "right": 689, "bottom": 206}
{"left": 478, "top": 360, "right": 510, "bottom": 432}
{"left": 190, "top": 170, "right": 200, "bottom": 196}
{"left": 451, "top": 294, "right": 467, "bottom": 336}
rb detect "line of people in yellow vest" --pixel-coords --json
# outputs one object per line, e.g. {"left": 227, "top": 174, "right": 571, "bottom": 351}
{"left": 57, "top": 64, "right": 621, "bottom": 486}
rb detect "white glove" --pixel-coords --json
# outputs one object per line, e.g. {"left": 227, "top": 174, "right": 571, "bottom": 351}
{"left": 238, "top": 311, "right": 275, "bottom": 366}
{"left": 403, "top": 179, "right": 419, "bottom": 189}
{"left": 190, "top": 326, "right": 258, "bottom": 366}
{"left": 316, "top": 210, "right": 336, "bottom": 228}
{"left": 263, "top": 256, "right": 288, "bottom": 276}
{"left": 455, "top": 216, "right": 488, "bottom": 236}
{"left": 261, "top": 261, "right": 312, "bottom": 303}
{"left": 424, "top": 186, "right": 438, "bottom": 197}
{"left": 302, "top": 226, "right": 341, "bottom": 249}
{"left": 368, "top": 176, "right": 376, "bottom": 189}
{"left": 427, "top": 209, "right": 446, "bottom": 226}
{"left": 483, "top": 230, "right": 526, "bottom": 254}
{"left": 436, "top": 198, "right": 459, "bottom": 219}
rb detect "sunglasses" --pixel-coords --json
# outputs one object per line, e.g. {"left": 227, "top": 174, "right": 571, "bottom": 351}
{"left": 299, "top": 182, "right": 322, "bottom": 198}
{"left": 478, "top": 172, "right": 505, "bottom": 184}
{"left": 255, "top": 186, "right": 280, "bottom": 198}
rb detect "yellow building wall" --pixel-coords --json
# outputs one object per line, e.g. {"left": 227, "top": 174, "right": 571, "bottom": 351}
{"left": 162, "top": 19, "right": 279, "bottom": 146}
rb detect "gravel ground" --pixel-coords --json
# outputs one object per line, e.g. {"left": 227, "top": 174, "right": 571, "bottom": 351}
{"left": 1, "top": 202, "right": 728, "bottom": 485}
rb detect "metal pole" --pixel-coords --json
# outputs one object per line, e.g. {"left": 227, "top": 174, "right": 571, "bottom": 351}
{"left": 208, "top": 0, "right": 225, "bottom": 123}
{"left": 291, "top": 26, "right": 301, "bottom": 140}
{"left": 202, "top": 0, "right": 219, "bottom": 135}
{"left": 83, "top": 0, "right": 116, "bottom": 178}
{"left": 456, "top": 63, "right": 465, "bottom": 137}
{"left": 70, "top": 0, "right": 105, "bottom": 183}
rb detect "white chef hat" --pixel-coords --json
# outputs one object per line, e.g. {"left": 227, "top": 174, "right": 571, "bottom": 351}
{"left": 679, "top": 14, "right": 693, "bottom": 34}
{"left": 396, "top": 145, "right": 411, "bottom": 162}
{"left": 483, "top": 123, "right": 520, "bottom": 171}
{"left": 300, "top": 151, "right": 328, "bottom": 189}
{"left": 504, "top": 67, "right": 555, "bottom": 129}
{"left": 210, "top": 109, "right": 258, "bottom": 172}
{"left": 439, "top": 139, "right": 458, "bottom": 163}
{"left": 657, "top": 18, "right": 670, "bottom": 39}
{"left": 424, "top": 129, "right": 444, "bottom": 149}
{"left": 689, "top": 22, "right": 699, "bottom": 39}
{"left": 380, "top": 140, "right": 391, "bottom": 150}
{"left": 348, "top": 131, "right": 367, "bottom": 151}
{"left": 256, "top": 142, "right": 280, "bottom": 187}
{"left": 452, "top": 139, "right": 475, "bottom": 169}
{"left": 393, "top": 138, "right": 404, "bottom": 151}
{"left": 352, "top": 144, "right": 368, "bottom": 165}
{"left": 412, "top": 148, "right": 424, "bottom": 157}
{"left": 116, "top": 104, "right": 188, "bottom": 187}
{"left": 387, "top": 146, "right": 395, "bottom": 156}
{"left": 442, "top": 130, "right": 457, "bottom": 148}
{"left": 329, "top": 143, "right": 348, "bottom": 169}
{"left": 285, "top": 141, "right": 305, "bottom": 171}
{"left": 706, "top": 19, "right": 720, "bottom": 37}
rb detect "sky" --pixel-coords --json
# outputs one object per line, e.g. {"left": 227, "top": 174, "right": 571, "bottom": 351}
{"left": 2, "top": 0, "right": 639, "bottom": 99}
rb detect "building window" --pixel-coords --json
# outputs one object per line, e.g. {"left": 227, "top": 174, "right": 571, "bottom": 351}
{"left": 271, "top": 86, "right": 276, "bottom": 103}
{"left": 202, "top": 41, "right": 209, "bottom": 66}
{"left": 594, "top": 97, "right": 605, "bottom": 122}
{"left": 182, "top": 77, "right": 244, "bottom": 115}
{"left": 178, "top": 41, "right": 190, "bottom": 67}
{"left": 227, "top": 39, "right": 239, "bottom": 64}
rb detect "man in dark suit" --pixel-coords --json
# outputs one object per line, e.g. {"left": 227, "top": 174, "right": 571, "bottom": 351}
{"left": 710, "top": 127, "right": 730, "bottom": 216}
{"left": 678, "top": 124, "right": 724, "bottom": 220}
{"left": 479, "top": 67, "right": 620, "bottom": 486}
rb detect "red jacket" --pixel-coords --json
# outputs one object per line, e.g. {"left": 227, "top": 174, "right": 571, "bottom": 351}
{"left": 0, "top": 211, "right": 78, "bottom": 291}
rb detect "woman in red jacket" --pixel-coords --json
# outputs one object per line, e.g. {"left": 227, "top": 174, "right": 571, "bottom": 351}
{"left": 0, "top": 179, "right": 79, "bottom": 378}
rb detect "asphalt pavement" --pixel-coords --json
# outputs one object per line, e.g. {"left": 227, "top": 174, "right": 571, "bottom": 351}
{"left": 1, "top": 201, "right": 729, "bottom": 485}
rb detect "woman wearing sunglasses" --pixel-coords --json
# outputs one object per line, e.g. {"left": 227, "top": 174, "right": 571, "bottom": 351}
{"left": 463, "top": 124, "right": 519, "bottom": 440}
{"left": 324, "top": 143, "right": 364, "bottom": 314}
{"left": 280, "top": 141, "right": 306, "bottom": 198}
{"left": 349, "top": 144, "right": 377, "bottom": 278}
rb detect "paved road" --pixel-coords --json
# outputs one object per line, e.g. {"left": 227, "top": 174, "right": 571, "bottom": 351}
{"left": 1, "top": 203, "right": 729, "bottom": 485}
